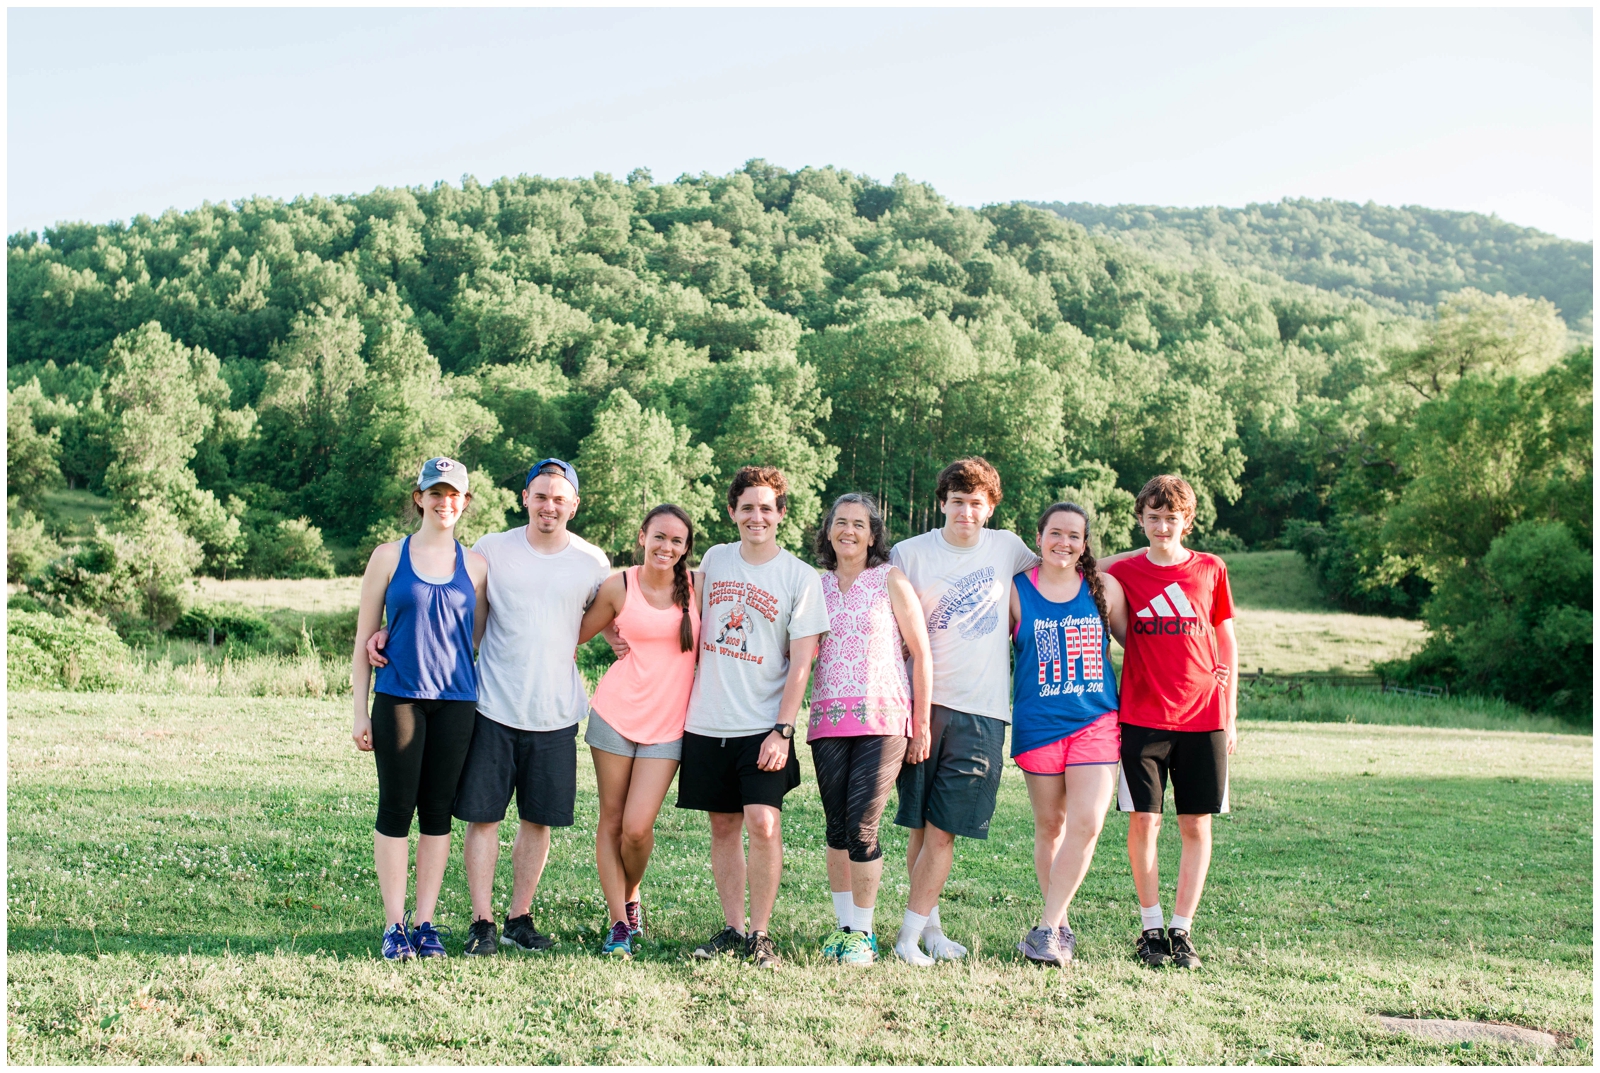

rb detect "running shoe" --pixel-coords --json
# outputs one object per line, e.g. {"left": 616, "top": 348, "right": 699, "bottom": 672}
{"left": 381, "top": 922, "right": 415, "bottom": 961}
{"left": 747, "top": 930, "right": 782, "bottom": 969}
{"left": 1167, "top": 928, "right": 1202, "bottom": 970}
{"left": 602, "top": 920, "right": 634, "bottom": 959}
{"left": 837, "top": 929, "right": 876, "bottom": 966}
{"left": 1018, "top": 925, "right": 1067, "bottom": 967}
{"left": 692, "top": 925, "right": 746, "bottom": 960}
{"left": 1056, "top": 923, "right": 1077, "bottom": 964}
{"left": 463, "top": 918, "right": 498, "bottom": 957}
{"left": 501, "top": 914, "right": 555, "bottom": 952}
{"left": 1135, "top": 927, "right": 1171, "bottom": 969}
{"left": 412, "top": 920, "right": 451, "bottom": 959}
{"left": 625, "top": 900, "right": 645, "bottom": 938}
{"left": 820, "top": 927, "right": 851, "bottom": 962}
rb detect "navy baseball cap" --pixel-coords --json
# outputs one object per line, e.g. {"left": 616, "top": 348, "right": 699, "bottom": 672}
{"left": 526, "top": 457, "right": 579, "bottom": 493}
{"left": 418, "top": 457, "right": 469, "bottom": 493}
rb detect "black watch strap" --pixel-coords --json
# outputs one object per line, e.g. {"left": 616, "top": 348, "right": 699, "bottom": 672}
{"left": 772, "top": 723, "right": 795, "bottom": 740}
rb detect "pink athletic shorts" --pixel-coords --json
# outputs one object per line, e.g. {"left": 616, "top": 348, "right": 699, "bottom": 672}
{"left": 1014, "top": 711, "right": 1121, "bottom": 774}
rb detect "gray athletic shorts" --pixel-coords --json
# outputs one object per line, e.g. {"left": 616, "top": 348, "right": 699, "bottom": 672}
{"left": 893, "top": 705, "right": 1007, "bottom": 840}
{"left": 584, "top": 708, "right": 683, "bottom": 761}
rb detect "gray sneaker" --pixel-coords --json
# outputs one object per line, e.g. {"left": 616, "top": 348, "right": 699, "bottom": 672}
{"left": 1056, "top": 923, "right": 1077, "bottom": 963}
{"left": 1018, "top": 925, "right": 1067, "bottom": 967}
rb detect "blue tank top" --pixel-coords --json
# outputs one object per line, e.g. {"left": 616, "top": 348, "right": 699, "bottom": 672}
{"left": 374, "top": 536, "right": 479, "bottom": 701}
{"left": 1010, "top": 568, "right": 1119, "bottom": 756}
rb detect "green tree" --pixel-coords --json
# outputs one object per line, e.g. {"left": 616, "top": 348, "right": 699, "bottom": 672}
{"left": 6, "top": 379, "right": 63, "bottom": 509}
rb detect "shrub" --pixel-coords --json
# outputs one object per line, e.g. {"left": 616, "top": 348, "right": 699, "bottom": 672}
{"left": 35, "top": 507, "right": 200, "bottom": 633}
{"left": 169, "top": 605, "right": 274, "bottom": 649}
{"left": 6, "top": 608, "right": 132, "bottom": 691}
{"left": 7, "top": 509, "right": 63, "bottom": 583}
{"left": 244, "top": 516, "right": 336, "bottom": 579}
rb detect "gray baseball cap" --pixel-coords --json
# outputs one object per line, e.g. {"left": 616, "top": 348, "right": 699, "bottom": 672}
{"left": 418, "top": 457, "right": 470, "bottom": 493}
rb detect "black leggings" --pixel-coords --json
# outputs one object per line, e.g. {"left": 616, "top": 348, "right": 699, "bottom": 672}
{"left": 371, "top": 694, "right": 478, "bottom": 838}
{"left": 810, "top": 734, "right": 908, "bottom": 863}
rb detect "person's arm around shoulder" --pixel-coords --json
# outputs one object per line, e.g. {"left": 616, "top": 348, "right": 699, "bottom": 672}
{"left": 579, "top": 571, "right": 628, "bottom": 646}
{"left": 760, "top": 631, "right": 822, "bottom": 772}
{"left": 1097, "top": 546, "right": 1148, "bottom": 570}
{"left": 352, "top": 541, "right": 402, "bottom": 750}
{"left": 888, "top": 565, "right": 935, "bottom": 765}
{"left": 1101, "top": 570, "right": 1129, "bottom": 647}
{"left": 466, "top": 549, "right": 490, "bottom": 650}
{"left": 1006, "top": 528, "right": 1041, "bottom": 575}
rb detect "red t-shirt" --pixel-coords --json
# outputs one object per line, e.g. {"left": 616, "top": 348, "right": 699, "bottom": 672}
{"left": 1106, "top": 550, "right": 1234, "bottom": 732}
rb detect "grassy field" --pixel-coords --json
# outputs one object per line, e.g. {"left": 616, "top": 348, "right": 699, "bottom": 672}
{"left": 6, "top": 691, "right": 1591, "bottom": 1064}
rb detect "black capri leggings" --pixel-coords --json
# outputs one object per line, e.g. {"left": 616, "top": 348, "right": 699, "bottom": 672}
{"left": 371, "top": 693, "right": 478, "bottom": 838}
{"left": 810, "top": 734, "right": 909, "bottom": 863}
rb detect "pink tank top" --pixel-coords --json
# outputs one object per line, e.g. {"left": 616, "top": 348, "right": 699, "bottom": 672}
{"left": 590, "top": 567, "right": 701, "bottom": 745}
{"left": 808, "top": 563, "right": 913, "bottom": 739}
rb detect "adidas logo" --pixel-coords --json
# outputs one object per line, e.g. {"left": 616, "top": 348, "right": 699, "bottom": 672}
{"left": 1133, "top": 584, "right": 1205, "bottom": 636}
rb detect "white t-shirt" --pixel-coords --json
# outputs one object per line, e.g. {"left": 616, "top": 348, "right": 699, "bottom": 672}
{"left": 890, "top": 527, "right": 1039, "bottom": 723}
{"left": 684, "top": 542, "right": 831, "bottom": 737}
{"left": 472, "top": 526, "right": 611, "bottom": 732}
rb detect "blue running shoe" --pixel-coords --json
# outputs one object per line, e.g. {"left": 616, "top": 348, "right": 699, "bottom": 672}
{"left": 838, "top": 929, "right": 876, "bottom": 966}
{"left": 413, "top": 920, "right": 451, "bottom": 958}
{"left": 602, "top": 920, "right": 633, "bottom": 958}
{"left": 382, "top": 922, "right": 415, "bottom": 961}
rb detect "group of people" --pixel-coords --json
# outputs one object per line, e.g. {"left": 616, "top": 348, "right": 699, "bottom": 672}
{"left": 352, "top": 452, "right": 1238, "bottom": 973}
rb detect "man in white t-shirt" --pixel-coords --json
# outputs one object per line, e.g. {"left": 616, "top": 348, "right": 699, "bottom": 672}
{"left": 368, "top": 458, "right": 609, "bottom": 957}
{"left": 888, "top": 456, "right": 1039, "bottom": 966}
{"left": 677, "top": 465, "right": 829, "bottom": 970}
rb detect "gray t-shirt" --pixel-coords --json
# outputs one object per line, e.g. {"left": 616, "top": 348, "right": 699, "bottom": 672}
{"left": 890, "top": 527, "right": 1039, "bottom": 723}
{"left": 472, "top": 526, "right": 611, "bottom": 732}
{"left": 684, "top": 542, "right": 830, "bottom": 737}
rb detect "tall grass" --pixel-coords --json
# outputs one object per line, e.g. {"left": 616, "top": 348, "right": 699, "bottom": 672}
{"left": 1241, "top": 682, "right": 1584, "bottom": 734}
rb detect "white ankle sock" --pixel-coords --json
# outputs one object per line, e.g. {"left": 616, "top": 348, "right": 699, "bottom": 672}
{"left": 902, "top": 909, "right": 930, "bottom": 936}
{"left": 1140, "top": 903, "right": 1165, "bottom": 931}
{"left": 831, "top": 891, "right": 854, "bottom": 929}
{"left": 925, "top": 905, "right": 943, "bottom": 933}
{"left": 1169, "top": 913, "right": 1193, "bottom": 933}
{"left": 852, "top": 902, "right": 875, "bottom": 935}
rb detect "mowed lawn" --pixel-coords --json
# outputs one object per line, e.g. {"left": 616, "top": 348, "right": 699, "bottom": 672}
{"left": 7, "top": 692, "right": 1591, "bottom": 1064}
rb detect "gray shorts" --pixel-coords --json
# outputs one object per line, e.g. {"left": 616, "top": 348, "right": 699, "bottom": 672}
{"left": 584, "top": 708, "right": 683, "bottom": 761}
{"left": 893, "top": 705, "right": 1006, "bottom": 840}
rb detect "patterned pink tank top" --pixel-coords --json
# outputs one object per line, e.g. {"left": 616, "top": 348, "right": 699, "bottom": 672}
{"left": 808, "top": 563, "right": 913, "bottom": 739}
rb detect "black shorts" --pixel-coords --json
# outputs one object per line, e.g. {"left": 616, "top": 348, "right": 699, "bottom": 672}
{"left": 676, "top": 730, "right": 801, "bottom": 813}
{"left": 893, "top": 705, "right": 1006, "bottom": 840}
{"left": 452, "top": 713, "right": 578, "bottom": 827}
{"left": 1116, "top": 723, "right": 1230, "bottom": 815}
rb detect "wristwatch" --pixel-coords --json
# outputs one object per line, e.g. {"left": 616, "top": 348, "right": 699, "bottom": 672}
{"left": 771, "top": 723, "right": 795, "bottom": 740}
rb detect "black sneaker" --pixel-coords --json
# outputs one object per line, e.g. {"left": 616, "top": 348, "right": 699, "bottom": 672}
{"left": 691, "top": 925, "right": 746, "bottom": 960}
{"left": 1135, "top": 927, "right": 1171, "bottom": 969}
{"left": 463, "top": 918, "right": 498, "bottom": 957}
{"left": 747, "top": 929, "right": 782, "bottom": 969}
{"left": 501, "top": 914, "right": 555, "bottom": 952}
{"left": 1167, "top": 928, "right": 1202, "bottom": 970}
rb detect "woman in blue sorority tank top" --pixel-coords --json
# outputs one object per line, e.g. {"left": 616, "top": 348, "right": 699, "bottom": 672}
{"left": 1007, "top": 502, "right": 1129, "bottom": 968}
{"left": 351, "top": 457, "right": 488, "bottom": 960}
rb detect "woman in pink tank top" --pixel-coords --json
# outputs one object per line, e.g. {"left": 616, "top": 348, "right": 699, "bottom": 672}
{"left": 805, "top": 493, "right": 933, "bottom": 964}
{"left": 576, "top": 504, "right": 700, "bottom": 957}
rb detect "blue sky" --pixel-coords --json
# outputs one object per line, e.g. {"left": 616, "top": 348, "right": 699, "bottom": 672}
{"left": 8, "top": 7, "right": 1593, "bottom": 240}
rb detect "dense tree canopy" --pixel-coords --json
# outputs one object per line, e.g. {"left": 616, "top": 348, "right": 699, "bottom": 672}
{"left": 6, "top": 162, "right": 1592, "bottom": 716}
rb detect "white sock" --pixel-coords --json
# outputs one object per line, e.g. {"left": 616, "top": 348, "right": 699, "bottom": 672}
{"left": 925, "top": 904, "right": 943, "bottom": 934}
{"left": 921, "top": 906, "right": 967, "bottom": 958}
{"left": 1169, "top": 913, "right": 1193, "bottom": 933}
{"left": 902, "top": 909, "right": 930, "bottom": 936}
{"left": 1141, "top": 903, "right": 1165, "bottom": 931}
{"left": 893, "top": 920, "right": 935, "bottom": 966}
{"left": 831, "top": 891, "right": 854, "bottom": 930}
{"left": 852, "top": 902, "right": 875, "bottom": 936}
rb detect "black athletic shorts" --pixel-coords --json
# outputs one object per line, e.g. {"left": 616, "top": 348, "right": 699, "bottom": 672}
{"left": 893, "top": 705, "right": 1006, "bottom": 840}
{"left": 676, "top": 730, "right": 801, "bottom": 813}
{"left": 1116, "top": 723, "right": 1230, "bottom": 815}
{"left": 452, "top": 713, "right": 578, "bottom": 827}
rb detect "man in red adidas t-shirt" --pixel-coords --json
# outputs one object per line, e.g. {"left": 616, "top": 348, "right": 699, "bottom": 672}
{"left": 1103, "top": 475, "right": 1238, "bottom": 971}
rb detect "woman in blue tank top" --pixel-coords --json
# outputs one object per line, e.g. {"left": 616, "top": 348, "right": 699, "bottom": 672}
{"left": 351, "top": 457, "right": 488, "bottom": 960}
{"left": 1008, "top": 502, "right": 1129, "bottom": 967}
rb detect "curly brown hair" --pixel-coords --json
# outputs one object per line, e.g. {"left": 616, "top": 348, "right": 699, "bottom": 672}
{"left": 726, "top": 465, "right": 789, "bottom": 512}
{"left": 935, "top": 456, "right": 1002, "bottom": 507}
{"left": 1134, "top": 475, "right": 1197, "bottom": 536}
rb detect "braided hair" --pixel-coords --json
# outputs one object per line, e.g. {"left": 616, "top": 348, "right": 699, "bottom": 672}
{"left": 1036, "top": 502, "right": 1109, "bottom": 627}
{"left": 638, "top": 503, "right": 697, "bottom": 652}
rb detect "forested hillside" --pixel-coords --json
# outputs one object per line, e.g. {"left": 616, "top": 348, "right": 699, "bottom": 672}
{"left": 7, "top": 162, "right": 1591, "bottom": 717}
{"left": 1034, "top": 198, "right": 1593, "bottom": 335}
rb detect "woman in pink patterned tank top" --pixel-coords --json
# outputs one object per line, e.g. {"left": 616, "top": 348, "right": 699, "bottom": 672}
{"left": 806, "top": 493, "right": 933, "bottom": 964}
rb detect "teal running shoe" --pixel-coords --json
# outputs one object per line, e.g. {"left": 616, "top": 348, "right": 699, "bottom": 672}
{"left": 602, "top": 920, "right": 634, "bottom": 959}
{"left": 820, "top": 927, "right": 850, "bottom": 961}
{"left": 837, "top": 929, "right": 877, "bottom": 966}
